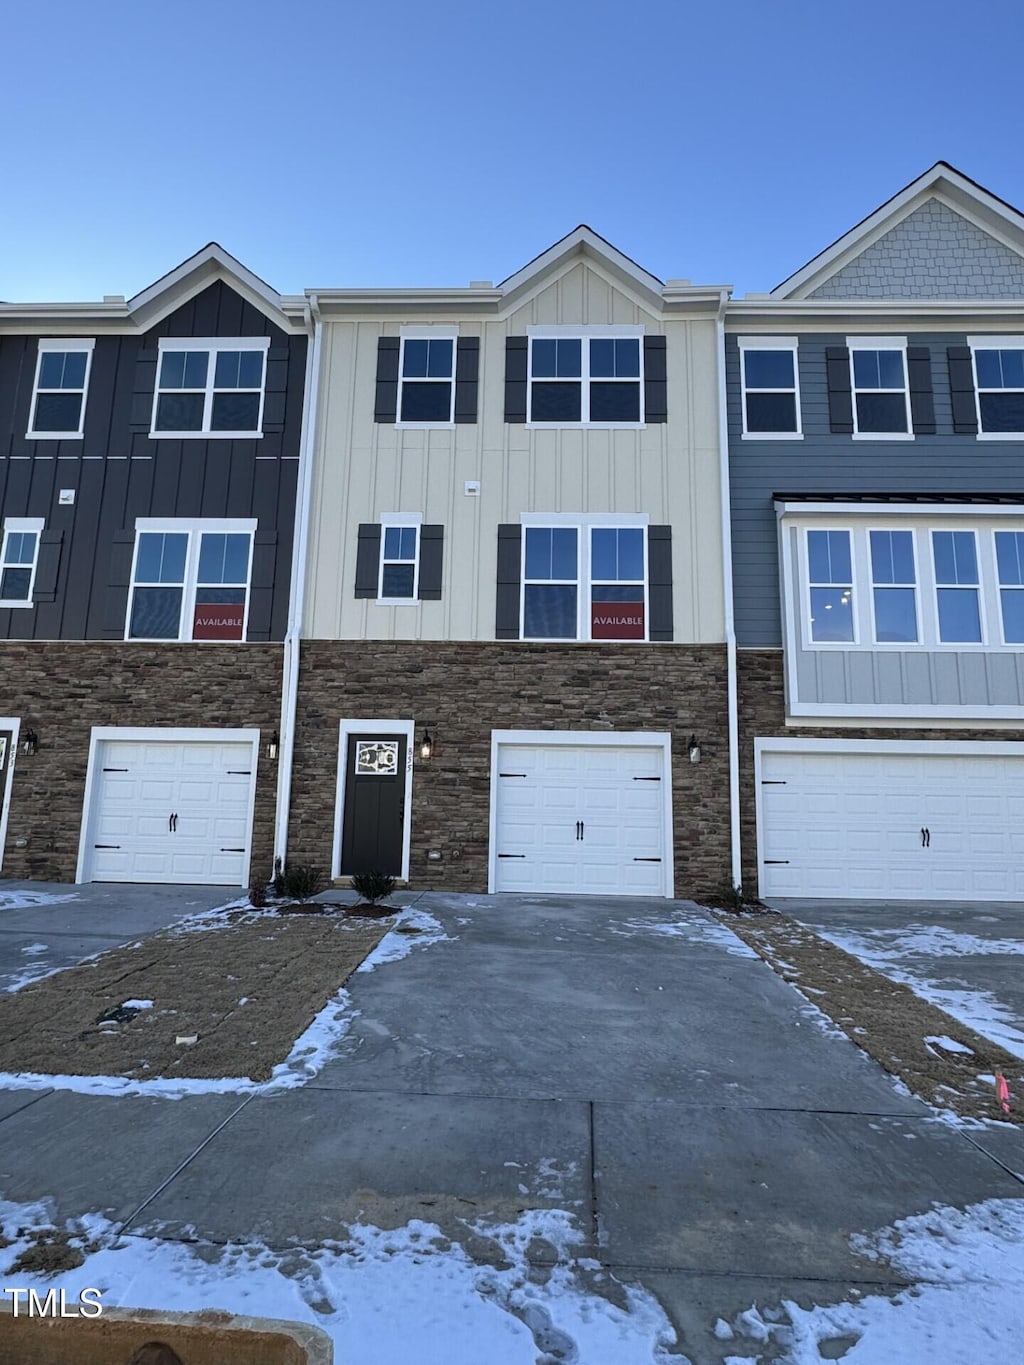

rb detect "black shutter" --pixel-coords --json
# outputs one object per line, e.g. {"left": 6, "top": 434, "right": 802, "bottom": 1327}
{"left": 103, "top": 530, "right": 137, "bottom": 637}
{"left": 31, "top": 530, "right": 63, "bottom": 603}
{"left": 647, "top": 526, "right": 673, "bottom": 642}
{"left": 418, "top": 525, "right": 444, "bottom": 599}
{"left": 504, "top": 337, "right": 528, "bottom": 423}
{"left": 948, "top": 347, "right": 979, "bottom": 434}
{"left": 826, "top": 346, "right": 854, "bottom": 433}
{"left": 907, "top": 346, "right": 935, "bottom": 434}
{"left": 454, "top": 338, "right": 479, "bottom": 424}
{"left": 495, "top": 524, "right": 522, "bottom": 639}
{"left": 643, "top": 335, "right": 668, "bottom": 423}
{"left": 247, "top": 530, "right": 278, "bottom": 640}
{"left": 374, "top": 337, "right": 400, "bottom": 423}
{"left": 354, "top": 524, "right": 382, "bottom": 598}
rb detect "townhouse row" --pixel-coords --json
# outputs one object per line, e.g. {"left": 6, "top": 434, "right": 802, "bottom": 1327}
{"left": 2, "top": 161, "right": 1023, "bottom": 905}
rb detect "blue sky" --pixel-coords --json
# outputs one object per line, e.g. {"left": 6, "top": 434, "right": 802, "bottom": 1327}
{"left": 2, "top": 0, "right": 1023, "bottom": 301}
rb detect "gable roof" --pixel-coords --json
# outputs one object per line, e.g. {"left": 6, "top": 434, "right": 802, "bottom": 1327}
{"left": 771, "top": 162, "right": 1024, "bottom": 300}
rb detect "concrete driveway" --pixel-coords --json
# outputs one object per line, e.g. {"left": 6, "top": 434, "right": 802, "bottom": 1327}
{"left": 773, "top": 898, "right": 1024, "bottom": 1061}
{"left": 0, "top": 889, "right": 1022, "bottom": 1362}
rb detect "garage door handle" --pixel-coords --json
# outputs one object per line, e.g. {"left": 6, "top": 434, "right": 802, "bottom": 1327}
{"left": 575, "top": 820, "right": 584, "bottom": 841}
{"left": 94, "top": 844, "right": 121, "bottom": 849}
{"left": 921, "top": 827, "right": 930, "bottom": 848}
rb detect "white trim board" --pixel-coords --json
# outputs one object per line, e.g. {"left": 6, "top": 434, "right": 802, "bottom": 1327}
{"left": 332, "top": 719, "right": 414, "bottom": 883}
{"left": 0, "top": 717, "right": 21, "bottom": 875}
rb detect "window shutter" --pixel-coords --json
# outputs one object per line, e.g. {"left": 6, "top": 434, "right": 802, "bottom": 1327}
{"left": 374, "top": 337, "right": 400, "bottom": 423}
{"left": 826, "top": 346, "right": 853, "bottom": 433}
{"left": 947, "top": 347, "right": 979, "bottom": 434}
{"left": 643, "top": 335, "right": 668, "bottom": 423}
{"left": 354, "top": 524, "right": 382, "bottom": 598}
{"left": 103, "top": 530, "right": 137, "bottom": 637}
{"left": 495, "top": 524, "right": 522, "bottom": 639}
{"left": 907, "top": 346, "right": 935, "bottom": 434}
{"left": 504, "top": 337, "right": 528, "bottom": 423}
{"left": 647, "top": 525, "right": 673, "bottom": 642}
{"left": 454, "top": 337, "right": 480, "bottom": 424}
{"left": 247, "top": 530, "right": 278, "bottom": 639}
{"left": 418, "top": 524, "right": 444, "bottom": 599}
{"left": 31, "top": 530, "right": 63, "bottom": 603}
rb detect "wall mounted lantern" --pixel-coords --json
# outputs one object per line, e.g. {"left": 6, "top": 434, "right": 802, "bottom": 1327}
{"left": 687, "top": 734, "right": 701, "bottom": 765}
{"left": 267, "top": 730, "right": 279, "bottom": 760}
{"left": 419, "top": 729, "right": 434, "bottom": 761}
{"left": 22, "top": 729, "right": 39, "bottom": 756}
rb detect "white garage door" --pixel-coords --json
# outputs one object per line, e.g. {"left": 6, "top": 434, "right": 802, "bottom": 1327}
{"left": 493, "top": 742, "right": 669, "bottom": 896}
{"left": 84, "top": 738, "right": 256, "bottom": 885}
{"left": 760, "top": 747, "right": 1024, "bottom": 901}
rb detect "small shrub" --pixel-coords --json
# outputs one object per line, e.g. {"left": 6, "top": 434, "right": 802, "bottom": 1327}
{"left": 715, "top": 882, "right": 768, "bottom": 915}
{"left": 350, "top": 870, "right": 397, "bottom": 904}
{"left": 248, "top": 879, "right": 268, "bottom": 909}
{"left": 275, "top": 862, "right": 328, "bottom": 903}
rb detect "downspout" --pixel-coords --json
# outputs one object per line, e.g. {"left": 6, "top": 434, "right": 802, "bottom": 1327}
{"left": 715, "top": 296, "right": 743, "bottom": 892}
{"left": 273, "top": 294, "right": 322, "bottom": 873}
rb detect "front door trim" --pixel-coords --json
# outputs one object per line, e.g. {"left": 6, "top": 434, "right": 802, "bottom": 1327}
{"left": 333, "top": 718, "right": 414, "bottom": 882}
{"left": 0, "top": 717, "right": 21, "bottom": 876}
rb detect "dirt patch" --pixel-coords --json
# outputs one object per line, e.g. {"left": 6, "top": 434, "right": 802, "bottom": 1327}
{"left": 716, "top": 909, "right": 1024, "bottom": 1126}
{"left": 0, "top": 912, "right": 387, "bottom": 1083}
{"left": 7, "top": 1229, "right": 90, "bottom": 1275}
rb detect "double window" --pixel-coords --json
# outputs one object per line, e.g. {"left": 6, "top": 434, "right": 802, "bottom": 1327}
{"left": 127, "top": 520, "right": 255, "bottom": 641}
{"left": 0, "top": 518, "right": 43, "bottom": 607}
{"left": 398, "top": 333, "right": 456, "bottom": 424}
{"left": 970, "top": 342, "right": 1024, "bottom": 435}
{"left": 151, "top": 338, "right": 269, "bottom": 437}
{"left": 527, "top": 330, "right": 643, "bottom": 425}
{"left": 28, "top": 340, "right": 94, "bottom": 438}
{"left": 848, "top": 338, "right": 911, "bottom": 437}
{"left": 739, "top": 338, "right": 801, "bottom": 436}
{"left": 522, "top": 521, "right": 647, "bottom": 641}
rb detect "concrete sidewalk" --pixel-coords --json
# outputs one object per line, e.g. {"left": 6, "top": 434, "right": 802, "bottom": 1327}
{"left": 0, "top": 890, "right": 1021, "bottom": 1362}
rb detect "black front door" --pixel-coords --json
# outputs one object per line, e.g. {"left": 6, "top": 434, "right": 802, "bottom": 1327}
{"left": 340, "top": 733, "right": 406, "bottom": 876}
{"left": 0, "top": 730, "right": 11, "bottom": 868}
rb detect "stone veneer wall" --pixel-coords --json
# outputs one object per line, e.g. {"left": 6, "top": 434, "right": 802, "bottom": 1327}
{"left": 0, "top": 643, "right": 283, "bottom": 882}
{"left": 290, "top": 641, "right": 731, "bottom": 898}
{"left": 738, "top": 649, "right": 1024, "bottom": 893}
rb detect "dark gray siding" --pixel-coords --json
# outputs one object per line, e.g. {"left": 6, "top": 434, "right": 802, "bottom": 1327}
{"left": 0, "top": 282, "right": 306, "bottom": 642}
{"left": 727, "top": 332, "right": 1024, "bottom": 647}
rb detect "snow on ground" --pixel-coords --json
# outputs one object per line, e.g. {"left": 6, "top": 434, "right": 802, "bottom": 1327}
{"left": 813, "top": 924, "right": 1024, "bottom": 1060}
{"left": 610, "top": 911, "right": 759, "bottom": 959}
{"left": 0, "top": 889, "right": 79, "bottom": 912}
{"left": 356, "top": 906, "right": 451, "bottom": 970}
{"left": 0, "top": 1199, "right": 678, "bottom": 1365}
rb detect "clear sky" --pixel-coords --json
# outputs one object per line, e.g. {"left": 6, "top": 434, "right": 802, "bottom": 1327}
{"left": 2, "top": 0, "right": 1023, "bottom": 302}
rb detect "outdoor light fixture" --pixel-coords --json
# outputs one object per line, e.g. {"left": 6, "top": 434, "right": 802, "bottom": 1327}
{"left": 419, "top": 729, "right": 434, "bottom": 761}
{"left": 687, "top": 734, "right": 701, "bottom": 765}
{"left": 267, "top": 730, "right": 279, "bottom": 760}
{"left": 22, "top": 729, "right": 38, "bottom": 756}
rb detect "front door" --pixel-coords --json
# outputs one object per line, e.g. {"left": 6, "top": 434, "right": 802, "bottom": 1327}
{"left": 0, "top": 728, "right": 12, "bottom": 872}
{"left": 341, "top": 733, "right": 407, "bottom": 876}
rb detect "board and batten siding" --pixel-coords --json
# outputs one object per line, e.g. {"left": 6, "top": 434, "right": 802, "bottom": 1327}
{"left": 304, "top": 261, "right": 725, "bottom": 644}
{"left": 726, "top": 331, "right": 1024, "bottom": 649}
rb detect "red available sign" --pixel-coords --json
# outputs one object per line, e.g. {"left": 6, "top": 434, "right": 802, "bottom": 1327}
{"left": 193, "top": 603, "right": 245, "bottom": 640}
{"left": 591, "top": 601, "right": 645, "bottom": 640}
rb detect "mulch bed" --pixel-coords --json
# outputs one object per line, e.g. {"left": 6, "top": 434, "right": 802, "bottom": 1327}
{"left": 0, "top": 910, "right": 389, "bottom": 1083}
{"left": 713, "top": 909, "right": 1024, "bottom": 1125}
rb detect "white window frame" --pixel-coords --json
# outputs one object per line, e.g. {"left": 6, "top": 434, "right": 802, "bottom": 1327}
{"left": 377, "top": 513, "right": 422, "bottom": 605}
{"left": 968, "top": 335, "right": 1024, "bottom": 440}
{"left": 738, "top": 336, "right": 802, "bottom": 439}
{"left": 526, "top": 325, "right": 645, "bottom": 429}
{"left": 27, "top": 339, "right": 94, "bottom": 440}
{"left": 867, "top": 526, "right": 920, "bottom": 646}
{"left": 847, "top": 335, "right": 913, "bottom": 441}
{"left": 994, "top": 527, "right": 1024, "bottom": 646}
{"left": 519, "top": 512, "right": 649, "bottom": 643}
{"left": 396, "top": 328, "right": 457, "bottom": 428}
{"left": 803, "top": 527, "right": 857, "bottom": 648}
{"left": 125, "top": 517, "right": 257, "bottom": 643}
{"left": 931, "top": 528, "right": 985, "bottom": 646}
{"left": 0, "top": 517, "right": 44, "bottom": 609}
{"left": 150, "top": 337, "right": 270, "bottom": 439}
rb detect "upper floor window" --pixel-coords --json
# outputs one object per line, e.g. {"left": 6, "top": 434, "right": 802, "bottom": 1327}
{"left": 739, "top": 338, "right": 800, "bottom": 436}
{"left": 151, "top": 338, "right": 269, "bottom": 438}
{"left": 521, "top": 520, "right": 648, "bottom": 641}
{"left": 528, "top": 329, "right": 643, "bottom": 425}
{"left": 127, "top": 520, "right": 255, "bottom": 641}
{"left": 971, "top": 345, "right": 1024, "bottom": 435}
{"left": 996, "top": 531, "right": 1024, "bottom": 644}
{"left": 869, "top": 529, "right": 918, "bottom": 643}
{"left": 0, "top": 518, "right": 43, "bottom": 607}
{"left": 807, "top": 529, "right": 854, "bottom": 643}
{"left": 379, "top": 525, "right": 419, "bottom": 601}
{"left": 848, "top": 338, "right": 910, "bottom": 437}
{"left": 398, "top": 334, "right": 455, "bottom": 424}
{"left": 28, "top": 340, "right": 94, "bottom": 438}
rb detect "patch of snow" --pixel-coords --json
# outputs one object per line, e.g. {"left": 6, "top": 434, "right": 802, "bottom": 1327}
{"left": 610, "top": 912, "right": 758, "bottom": 959}
{"left": 121, "top": 998, "right": 153, "bottom": 1011}
{"left": 0, "top": 890, "right": 79, "bottom": 911}
{"left": 924, "top": 1035, "right": 974, "bottom": 1056}
{"left": 356, "top": 908, "right": 451, "bottom": 971}
{"left": 20, "top": 942, "right": 49, "bottom": 955}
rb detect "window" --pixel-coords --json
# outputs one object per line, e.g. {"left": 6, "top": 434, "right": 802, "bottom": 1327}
{"left": 739, "top": 339, "right": 800, "bottom": 436}
{"left": 590, "top": 527, "right": 646, "bottom": 639}
{"left": 127, "top": 521, "right": 255, "bottom": 641}
{"left": 848, "top": 339, "right": 910, "bottom": 436}
{"left": 971, "top": 344, "right": 1024, "bottom": 434}
{"left": 523, "top": 527, "right": 579, "bottom": 638}
{"left": 520, "top": 519, "right": 649, "bottom": 641}
{"left": 379, "top": 526, "right": 419, "bottom": 601}
{"left": 932, "top": 530, "right": 982, "bottom": 643}
{"left": 151, "top": 338, "right": 269, "bottom": 437}
{"left": 0, "top": 519, "right": 43, "bottom": 606}
{"left": 528, "top": 331, "right": 642, "bottom": 424}
{"left": 28, "top": 340, "right": 94, "bottom": 438}
{"left": 870, "top": 530, "right": 918, "bottom": 643}
{"left": 398, "top": 334, "right": 455, "bottom": 423}
{"left": 995, "top": 531, "right": 1024, "bottom": 644}
{"left": 807, "top": 530, "right": 854, "bottom": 642}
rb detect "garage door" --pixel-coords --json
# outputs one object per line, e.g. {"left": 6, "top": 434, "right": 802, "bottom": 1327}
{"left": 759, "top": 747, "right": 1024, "bottom": 901}
{"left": 493, "top": 742, "right": 669, "bottom": 896}
{"left": 84, "top": 738, "right": 255, "bottom": 885}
